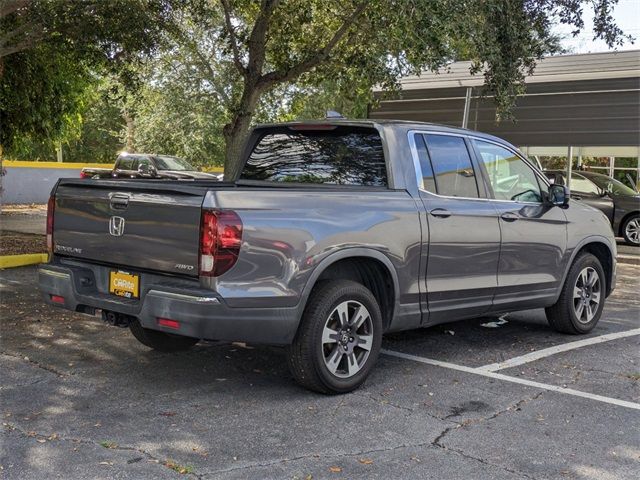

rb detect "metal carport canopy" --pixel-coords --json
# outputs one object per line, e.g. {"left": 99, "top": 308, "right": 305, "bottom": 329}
{"left": 369, "top": 50, "right": 640, "bottom": 149}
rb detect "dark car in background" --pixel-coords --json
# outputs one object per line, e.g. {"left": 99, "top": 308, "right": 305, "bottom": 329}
{"left": 81, "top": 153, "right": 220, "bottom": 180}
{"left": 545, "top": 170, "right": 640, "bottom": 246}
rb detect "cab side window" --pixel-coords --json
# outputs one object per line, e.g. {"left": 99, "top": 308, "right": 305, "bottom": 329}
{"left": 423, "top": 134, "right": 479, "bottom": 198}
{"left": 473, "top": 140, "right": 542, "bottom": 203}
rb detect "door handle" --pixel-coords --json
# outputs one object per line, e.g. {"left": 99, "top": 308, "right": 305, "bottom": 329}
{"left": 430, "top": 208, "right": 451, "bottom": 218}
{"left": 500, "top": 212, "right": 518, "bottom": 222}
{"left": 109, "top": 194, "right": 130, "bottom": 210}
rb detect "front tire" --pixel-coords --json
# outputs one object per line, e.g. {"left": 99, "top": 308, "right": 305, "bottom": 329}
{"left": 622, "top": 214, "right": 640, "bottom": 246}
{"left": 545, "top": 253, "right": 605, "bottom": 334}
{"left": 286, "top": 280, "right": 383, "bottom": 394}
{"left": 129, "top": 319, "right": 200, "bottom": 352}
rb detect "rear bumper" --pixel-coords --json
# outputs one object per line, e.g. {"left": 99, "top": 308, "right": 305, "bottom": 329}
{"left": 38, "top": 263, "right": 299, "bottom": 345}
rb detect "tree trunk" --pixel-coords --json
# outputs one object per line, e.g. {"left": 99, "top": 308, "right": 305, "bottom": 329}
{"left": 222, "top": 82, "right": 262, "bottom": 181}
{"left": 123, "top": 110, "right": 135, "bottom": 152}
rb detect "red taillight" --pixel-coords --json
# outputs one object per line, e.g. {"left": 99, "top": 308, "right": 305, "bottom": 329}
{"left": 79, "top": 171, "right": 88, "bottom": 179}
{"left": 157, "top": 318, "right": 180, "bottom": 329}
{"left": 46, "top": 195, "right": 55, "bottom": 254}
{"left": 50, "top": 295, "right": 65, "bottom": 304}
{"left": 199, "top": 210, "right": 243, "bottom": 277}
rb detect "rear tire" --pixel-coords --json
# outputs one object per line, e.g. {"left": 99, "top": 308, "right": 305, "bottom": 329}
{"left": 286, "top": 280, "right": 383, "bottom": 394}
{"left": 545, "top": 253, "right": 605, "bottom": 334}
{"left": 129, "top": 319, "right": 199, "bottom": 352}
{"left": 621, "top": 214, "right": 640, "bottom": 246}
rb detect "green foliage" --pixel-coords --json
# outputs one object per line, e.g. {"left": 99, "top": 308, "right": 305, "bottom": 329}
{"left": 0, "top": 44, "right": 93, "bottom": 155}
{"left": 134, "top": 79, "right": 228, "bottom": 166}
{"left": 0, "top": 0, "right": 175, "bottom": 156}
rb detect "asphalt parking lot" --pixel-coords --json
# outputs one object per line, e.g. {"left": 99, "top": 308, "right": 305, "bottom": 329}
{"left": 1, "top": 264, "right": 639, "bottom": 479}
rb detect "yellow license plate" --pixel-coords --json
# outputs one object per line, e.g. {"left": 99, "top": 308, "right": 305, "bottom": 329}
{"left": 109, "top": 271, "right": 139, "bottom": 299}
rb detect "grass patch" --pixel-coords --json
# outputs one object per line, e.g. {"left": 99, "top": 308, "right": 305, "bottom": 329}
{"left": 99, "top": 441, "right": 118, "bottom": 449}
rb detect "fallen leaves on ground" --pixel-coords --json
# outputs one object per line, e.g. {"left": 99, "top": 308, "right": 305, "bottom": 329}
{"left": 164, "top": 460, "right": 194, "bottom": 474}
{"left": 328, "top": 466, "right": 342, "bottom": 473}
{"left": 358, "top": 458, "right": 374, "bottom": 465}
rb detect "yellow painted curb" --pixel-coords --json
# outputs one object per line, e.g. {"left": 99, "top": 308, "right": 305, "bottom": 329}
{"left": 0, "top": 253, "right": 48, "bottom": 269}
{"left": 3, "top": 160, "right": 114, "bottom": 169}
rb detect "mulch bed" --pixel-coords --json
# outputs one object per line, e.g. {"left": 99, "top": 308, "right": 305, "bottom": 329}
{"left": 0, "top": 231, "right": 47, "bottom": 256}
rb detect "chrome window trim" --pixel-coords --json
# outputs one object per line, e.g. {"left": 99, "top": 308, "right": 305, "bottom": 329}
{"left": 407, "top": 129, "right": 548, "bottom": 206}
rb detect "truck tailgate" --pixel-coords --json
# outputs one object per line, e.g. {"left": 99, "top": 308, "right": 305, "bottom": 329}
{"left": 52, "top": 180, "right": 208, "bottom": 276}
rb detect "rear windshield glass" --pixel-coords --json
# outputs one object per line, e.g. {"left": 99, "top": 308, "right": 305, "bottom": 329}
{"left": 240, "top": 126, "right": 387, "bottom": 187}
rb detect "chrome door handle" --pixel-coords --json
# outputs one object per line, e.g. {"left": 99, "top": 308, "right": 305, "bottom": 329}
{"left": 500, "top": 212, "right": 518, "bottom": 222}
{"left": 430, "top": 208, "right": 451, "bottom": 218}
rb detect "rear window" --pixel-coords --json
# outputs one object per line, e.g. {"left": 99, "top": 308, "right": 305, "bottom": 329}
{"left": 240, "top": 126, "right": 387, "bottom": 186}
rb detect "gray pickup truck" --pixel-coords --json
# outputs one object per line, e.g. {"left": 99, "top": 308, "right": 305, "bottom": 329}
{"left": 39, "top": 120, "right": 616, "bottom": 394}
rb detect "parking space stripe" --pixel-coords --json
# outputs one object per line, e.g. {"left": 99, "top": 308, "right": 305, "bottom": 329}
{"left": 476, "top": 328, "right": 640, "bottom": 372}
{"left": 381, "top": 349, "right": 640, "bottom": 411}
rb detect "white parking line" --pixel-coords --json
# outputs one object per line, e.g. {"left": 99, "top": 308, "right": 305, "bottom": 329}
{"left": 477, "top": 328, "right": 640, "bottom": 373}
{"left": 381, "top": 349, "right": 640, "bottom": 411}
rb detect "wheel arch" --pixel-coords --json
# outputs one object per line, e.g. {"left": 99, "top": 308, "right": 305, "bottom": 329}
{"left": 297, "top": 249, "right": 399, "bottom": 332}
{"left": 561, "top": 237, "right": 615, "bottom": 298}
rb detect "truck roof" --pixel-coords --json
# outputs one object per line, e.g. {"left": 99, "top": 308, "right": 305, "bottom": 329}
{"left": 253, "top": 119, "right": 518, "bottom": 150}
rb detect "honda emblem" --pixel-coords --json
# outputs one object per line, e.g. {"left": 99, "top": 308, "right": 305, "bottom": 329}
{"left": 109, "top": 216, "right": 126, "bottom": 236}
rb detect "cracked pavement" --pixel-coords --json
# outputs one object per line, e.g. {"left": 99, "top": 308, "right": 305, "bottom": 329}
{"left": 1, "top": 264, "right": 639, "bottom": 479}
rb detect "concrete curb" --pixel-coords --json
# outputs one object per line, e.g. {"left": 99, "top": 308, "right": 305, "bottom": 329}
{"left": 0, "top": 253, "right": 48, "bottom": 269}
{"left": 617, "top": 254, "right": 640, "bottom": 266}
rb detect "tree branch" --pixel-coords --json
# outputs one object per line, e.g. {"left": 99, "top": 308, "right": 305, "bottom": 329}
{"left": 0, "top": 17, "right": 40, "bottom": 47}
{"left": 219, "top": 0, "right": 246, "bottom": 76}
{"left": 0, "top": 0, "right": 30, "bottom": 20}
{"left": 258, "top": 1, "right": 368, "bottom": 87}
{"left": 0, "top": 25, "right": 45, "bottom": 58}
{"left": 245, "top": 0, "right": 280, "bottom": 79}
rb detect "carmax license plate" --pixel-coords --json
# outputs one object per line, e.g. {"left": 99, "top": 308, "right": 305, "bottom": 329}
{"left": 109, "top": 270, "right": 139, "bottom": 299}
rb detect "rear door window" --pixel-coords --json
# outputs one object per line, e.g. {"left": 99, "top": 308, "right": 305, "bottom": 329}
{"left": 423, "top": 135, "right": 479, "bottom": 198}
{"left": 240, "top": 126, "right": 387, "bottom": 187}
{"left": 117, "top": 157, "right": 134, "bottom": 170}
{"left": 414, "top": 134, "right": 437, "bottom": 193}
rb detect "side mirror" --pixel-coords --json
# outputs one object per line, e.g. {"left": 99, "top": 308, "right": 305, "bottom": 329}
{"left": 548, "top": 184, "right": 570, "bottom": 208}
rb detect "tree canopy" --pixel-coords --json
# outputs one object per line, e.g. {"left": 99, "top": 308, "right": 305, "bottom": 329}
{"left": 0, "top": 0, "right": 632, "bottom": 173}
{"left": 0, "top": 0, "right": 173, "bottom": 154}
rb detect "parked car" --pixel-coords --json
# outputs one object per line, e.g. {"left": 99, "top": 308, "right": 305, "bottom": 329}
{"left": 40, "top": 120, "right": 616, "bottom": 394}
{"left": 81, "top": 153, "right": 220, "bottom": 180}
{"left": 545, "top": 170, "right": 640, "bottom": 246}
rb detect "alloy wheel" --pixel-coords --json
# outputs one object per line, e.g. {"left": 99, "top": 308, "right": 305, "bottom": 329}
{"left": 625, "top": 218, "right": 640, "bottom": 245}
{"left": 573, "top": 267, "right": 601, "bottom": 324}
{"left": 321, "top": 300, "right": 374, "bottom": 378}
